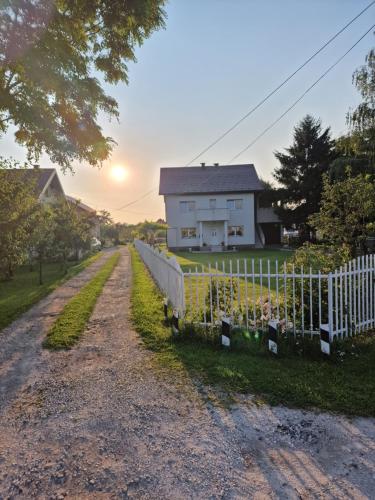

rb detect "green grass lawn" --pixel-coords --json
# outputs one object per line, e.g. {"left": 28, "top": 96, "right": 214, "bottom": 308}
{"left": 164, "top": 247, "right": 294, "bottom": 322}
{"left": 0, "top": 252, "right": 103, "bottom": 331}
{"left": 165, "top": 247, "right": 292, "bottom": 274}
{"left": 44, "top": 252, "right": 120, "bottom": 349}
{"left": 131, "top": 246, "right": 375, "bottom": 417}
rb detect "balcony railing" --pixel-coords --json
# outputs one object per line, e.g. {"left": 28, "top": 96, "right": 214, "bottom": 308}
{"left": 195, "top": 208, "right": 230, "bottom": 222}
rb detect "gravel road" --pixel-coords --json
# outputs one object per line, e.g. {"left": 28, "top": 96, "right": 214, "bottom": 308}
{"left": 0, "top": 247, "right": 374, "bottom": 499}
{"left": 0, "top": 249, "right": 117, "bottom": 412}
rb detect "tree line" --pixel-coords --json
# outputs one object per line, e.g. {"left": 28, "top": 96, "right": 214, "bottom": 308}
{"left": 99, "top": 216, "right": 167, "bottom": 246}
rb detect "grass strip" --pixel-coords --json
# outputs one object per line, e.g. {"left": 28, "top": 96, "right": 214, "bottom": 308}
{"left": 130, "top": 246, "right": 375, "bottom": 416}
{"left": 44, "top": 252, "right": 120, "bottom": 350}
{"left": 0, "top": 252, "right": 104, "bottom": 331}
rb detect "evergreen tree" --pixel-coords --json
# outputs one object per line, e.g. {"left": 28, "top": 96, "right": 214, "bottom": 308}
{"left": 273, "top": 115, "right": 336, "bottom": 240}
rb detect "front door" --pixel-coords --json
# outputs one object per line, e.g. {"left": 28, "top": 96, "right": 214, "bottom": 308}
{"left": 210, "top": 226, "right": 219, "bottom": 246}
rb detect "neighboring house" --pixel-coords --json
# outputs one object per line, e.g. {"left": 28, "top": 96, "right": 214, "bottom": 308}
{"left": 159, "top": 163, "right": 280, "bottom": 251}
{"left": 8, "top": 167, "right": 66, "bottom": 202}
{"left": 7, "top": 166, "right": 100, "bottom": 241}
{"left": 66, "top": 195, "right": 100, "bottom": 239}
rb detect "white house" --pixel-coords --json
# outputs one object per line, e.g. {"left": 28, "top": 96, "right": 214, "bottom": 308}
{"left": 159, "top": 163, "right": 280, "bottom": 251}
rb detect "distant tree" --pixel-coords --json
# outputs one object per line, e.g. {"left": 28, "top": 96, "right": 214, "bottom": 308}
{"left": 273, "top": 115, "right": 336, "bottom": 240}
{"left": 0, "top": 1, "right": 166, "bottom": 170}
{"left": 309, "top": 173, "right": 375, "bottom": 257}
{"left": 98, "top": 210, "right": 113, "bottom": 226}
{"left": 0, "top": 159, "right": 39, "bottom": 280}
{"left": 29, "top": 205, "right": 56, "bottom": 284}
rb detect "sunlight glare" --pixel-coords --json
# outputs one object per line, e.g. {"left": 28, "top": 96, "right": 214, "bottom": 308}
{"left": 110, "top": 165, "right": 128, "bottom": 182}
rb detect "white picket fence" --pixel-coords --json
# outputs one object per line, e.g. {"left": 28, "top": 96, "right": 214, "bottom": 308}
{"left": 134, "top": 240, "right": 185, "bottom": 313}
{"left": 135, "top": 241, "right": 375, "bottom": 341}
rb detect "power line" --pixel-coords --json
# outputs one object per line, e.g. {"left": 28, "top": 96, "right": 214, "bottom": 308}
{"left": 228, "top": 23, "right": 375, "bottom": 164}
{"left": 185, "top": 0, "right": 375, "bottom": 166}
{"left": 116, "top": 187, "right": 157, "bottom": 210}
{"left": 114, "top": 2, "right": 375, "bottom": 211}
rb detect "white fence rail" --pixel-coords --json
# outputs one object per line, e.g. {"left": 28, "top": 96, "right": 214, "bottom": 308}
{"left": 134, "top": 240, "right": 185, "bottom": 313}
{"left": 135, "top": 242, "right": 375, "bottom": 341}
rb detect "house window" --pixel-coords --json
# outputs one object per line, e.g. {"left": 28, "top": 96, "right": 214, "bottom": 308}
{"left": 181, "top": 227, "right": 197, "bottom": 239}
{"left": 227, "top": 199, "right": 243, "bottom": 210}
{"left": 228, "top": 226, "right": 244, "bottom": 237}
{"left": 209, "top": 199, "right": 216, "bottom": 209}
{"left": 180, "top": 201, "right": 195, "bottom": 213}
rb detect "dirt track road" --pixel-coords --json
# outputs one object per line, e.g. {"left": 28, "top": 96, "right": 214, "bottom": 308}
{"left": 0, "top": 247, "right": 374, "bottom": 499}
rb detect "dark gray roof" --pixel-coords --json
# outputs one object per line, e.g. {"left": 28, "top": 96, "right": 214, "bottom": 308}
{"left": 159, "top": 164, "right": 263, "bottom": 195}
{"left": 66, "top": 195, "right": 96, "bottom": 214}
{"left": 6, "top": 168, "right": 56, "bottom": 196}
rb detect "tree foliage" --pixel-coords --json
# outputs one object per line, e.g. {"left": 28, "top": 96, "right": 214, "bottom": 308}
{"left": 347, "top": 44, "right": 375, "bottom": 163}
{"left": 28, "top": 204, "right": 57, "bottom": 284}
{"left": 273, "top": 115, "right": 336, "bottom": 238}
{"left": 0, "top": 0, "right": 166, "bottom": 169}
{"left": 0, "top": 159, "right": 39, "bottom": 279}
{"left": 309, "top": 174, "right": 375, "bottom": 257}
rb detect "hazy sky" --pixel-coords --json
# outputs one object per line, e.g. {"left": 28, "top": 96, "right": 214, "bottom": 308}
{"left": 2, "top": 0, "right": 374, "bottom": 223}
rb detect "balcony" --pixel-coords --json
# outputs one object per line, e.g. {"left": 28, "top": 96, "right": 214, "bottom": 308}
{"left": 257, "top": 207, "right": 280, "bottom": 223}
{"left": 196, "top": 208, "right": 230, "bottom": 222}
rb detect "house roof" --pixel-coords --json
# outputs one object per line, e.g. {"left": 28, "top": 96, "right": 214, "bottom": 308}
{"left": 66, "top": 195, "right": 96, "bottom": 214}
{"left": 159, "top": 164, "right": 264, "bottom": 195}
{"left": 5, "top": 168, "right": 62, "bottom": 197}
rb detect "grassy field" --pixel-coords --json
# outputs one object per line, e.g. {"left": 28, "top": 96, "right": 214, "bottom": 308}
{"left": 0, "top": 253, "right": 103, "bottom": 331}
{"left": 131, "top": 246, "right": 375, "bottom": 416}
{"left": 44, "top": 252, "right": 120, "bottom": 349}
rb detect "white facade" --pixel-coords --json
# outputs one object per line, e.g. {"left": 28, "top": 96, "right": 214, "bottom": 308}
{"left": 164, "top": 193, "right": 257, "bottom": 249}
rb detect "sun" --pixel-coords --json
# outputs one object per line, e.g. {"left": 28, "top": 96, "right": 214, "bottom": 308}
{"left": 110, "top": 165, "right": 128, "bottom": 182}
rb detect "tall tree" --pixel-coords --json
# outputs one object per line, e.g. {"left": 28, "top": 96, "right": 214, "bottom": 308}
{"left": 309, "top": 173, "right": 375, "bottom": 257}
{"left": 0, "top": 0, "right": 166, "bottom": 170}
{"left": 273, "top": 115, "right": 336, "bottom": 240}
{"left": 330, "top": 41, "right": 375, "bottom": 181}
{"left": 52, "top": 199, "right": 83, "bottom": 272}
{"left": 29, "top": 205, "right": 57, "bottom": 284}
{"left": 347, "top": 43, "right": 375, "bottom": 163}
{"left": 0, "top": 159, "right": 39, "bottom": 280}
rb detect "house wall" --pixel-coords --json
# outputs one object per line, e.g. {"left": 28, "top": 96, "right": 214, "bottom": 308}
{"left": 164, "top": 193, "right": 256, "bottom": 249}
{"left": 39, "top": 173, "right": 65, "bottom": 204}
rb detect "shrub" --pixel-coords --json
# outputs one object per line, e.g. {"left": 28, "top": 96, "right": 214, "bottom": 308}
{"left": 286, "top": 243, "right": 350, "bottom": 329}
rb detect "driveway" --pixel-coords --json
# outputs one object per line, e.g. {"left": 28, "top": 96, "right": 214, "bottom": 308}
{"left": 0, "top": 247, "right": 374, "bottom": 498}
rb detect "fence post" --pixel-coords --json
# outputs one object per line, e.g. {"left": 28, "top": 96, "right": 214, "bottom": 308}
{"left": 327, "top": 272, "right": 334, "bottom": 342}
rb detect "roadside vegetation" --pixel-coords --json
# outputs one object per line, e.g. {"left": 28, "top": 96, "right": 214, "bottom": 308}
{"left": 130, "top": 247, "right": 375, "bottom": 417}
{"left": 44, "top": 252, "right": 120, "bottom": 350}
{"left": 0, "top": 252, "right": 102, "bottom": 331}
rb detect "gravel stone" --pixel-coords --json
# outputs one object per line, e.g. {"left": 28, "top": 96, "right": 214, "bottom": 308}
{"left": 0, "top": 247, "right": 374, "bottom": 498}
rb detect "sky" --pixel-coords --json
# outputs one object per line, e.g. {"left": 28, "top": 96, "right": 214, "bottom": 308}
{"left": 1, "top": 0, "right": 374, "bottom": 224}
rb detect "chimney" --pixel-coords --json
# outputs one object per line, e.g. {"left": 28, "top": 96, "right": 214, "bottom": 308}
{"left": 201, "top": 162, "right": 205, "bottom": 167}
